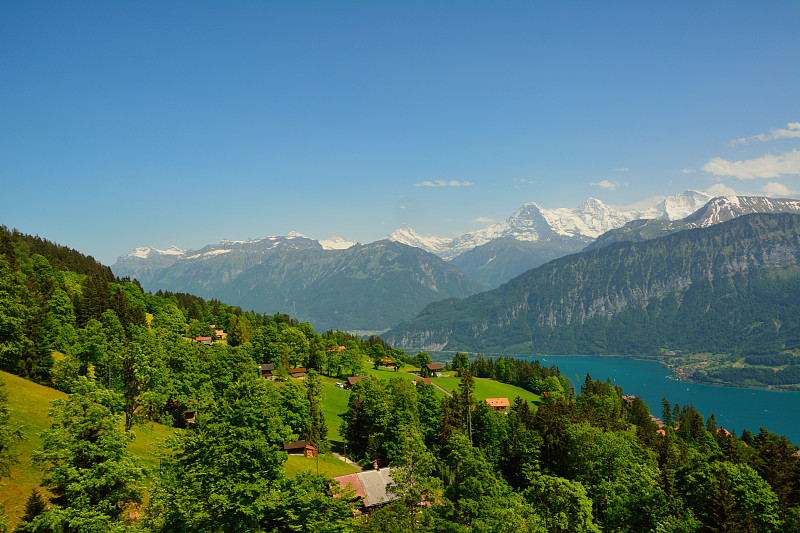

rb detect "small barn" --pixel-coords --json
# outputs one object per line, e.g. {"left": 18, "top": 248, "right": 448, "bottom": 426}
{"left": 257, "top": 363, "right": 275, "bottom": 379}
{"left": 283, "top": 440, "right": 317, "bottom": 458}
{"left": 346, "top": 376, "right": 365, "bottom": 389}
{"left": 289, "top": 367, "right": 307, "bottom": 379}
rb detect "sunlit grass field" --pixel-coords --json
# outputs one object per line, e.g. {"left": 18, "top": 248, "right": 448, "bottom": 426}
{"left": 431, "top": 374, "right": 541, "bottom": 405}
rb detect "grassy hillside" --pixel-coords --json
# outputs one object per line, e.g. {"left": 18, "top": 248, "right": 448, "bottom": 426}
{"left": 1, "top": 372, "right": 362, "bottom": 523}
{"left": 0, "top": 372, "right": 176, "bottom": 522}
{"left": 431, "top": 374, "right": 541, "bottom": 405}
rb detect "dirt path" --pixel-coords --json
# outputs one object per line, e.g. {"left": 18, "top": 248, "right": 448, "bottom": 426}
{"left": 330, "top": 450, "right": 362, "bottom": 469}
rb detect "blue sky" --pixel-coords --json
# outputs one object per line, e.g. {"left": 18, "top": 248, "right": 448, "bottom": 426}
{"left": 2, "top": 1, "right": 799, "bottom": 264}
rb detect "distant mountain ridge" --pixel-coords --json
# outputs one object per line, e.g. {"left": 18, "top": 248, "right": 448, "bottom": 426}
{"left": 115, "top": 192, "right": 800, "bottom": 332}
{"left": 388, "top": 190, "right": 714, "bottom": 287}
{"left": 586, "top": 196, "right": 800, "bottom": 252}
{"left": 112, "top": 237, "right": 483, "bottom": 332}
{"left": 383, "top": 213, "right": 800, "bottom": 355}
{"left": 388, "top": 190, "right": 714, "bottom": 259}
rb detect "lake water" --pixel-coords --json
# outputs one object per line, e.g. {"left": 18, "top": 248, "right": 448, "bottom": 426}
{"left": 525, "top": 356, "right": 800, "bottom": 444}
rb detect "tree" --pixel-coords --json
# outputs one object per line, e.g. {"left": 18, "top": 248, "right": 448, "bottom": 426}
{"left": 387, "top": 423, "right": 441, "bottom": 529}
{"left": 0, "top": 256, "right": 32, "bottom": 374}
{"left": 451, "top": 352, "right": 469, "bottom": 376}
{"left": 29, "top": 378, "right": 143, "bottom": 532}
{"left": 152, "top": 377, "right": 291, "bottom": 532}
{"left": 413, "top": 351, "right": 432, "bottom": 369}
{"left": 0, "top": 379, "right": 22, "bottom": 479}
{"left": 683, "top": 460, "right": 781, "bottom": 532}
{"left": 304, "top": 369, "right": 328, "bottom": 453}
{"left": 523, "top": 470, "right": 600, "bottom": 533}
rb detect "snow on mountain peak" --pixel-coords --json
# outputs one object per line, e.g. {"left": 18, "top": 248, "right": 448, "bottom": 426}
{"left": 128, "top": 245, "right": 185, "bottom": 259}
{"left": 319, "top": 236, "right": 356, "bottom": 250}
{"left": 387, "top": 225, "right": 453, "bottom": 255}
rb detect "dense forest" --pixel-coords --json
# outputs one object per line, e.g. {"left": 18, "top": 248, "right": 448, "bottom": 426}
{"left": 1, "top": 225, "right": 799, "bottom": 532}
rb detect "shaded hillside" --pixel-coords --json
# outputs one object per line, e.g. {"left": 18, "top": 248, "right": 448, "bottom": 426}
{"left": 384, "top": 213, "right": 800, "bottom": 355}
{"left": 450, "top": 235, "right": 587, "bottom": 288}
{"left": 124, "top": 239, "right": 484, "bottom": 332}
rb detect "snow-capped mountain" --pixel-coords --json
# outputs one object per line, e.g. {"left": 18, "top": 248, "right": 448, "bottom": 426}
{"left": 124, "top": 245, "right": 186, "bottom": 260}
{"left": 386, "top": 225, "right": 453, "bottom": 256}
{"left": 318, "top": 236, "right": 357, "bottom": 250}
{"left": 684, "top": 195, "right": 800, "bottom": 226}
{"left": 586, "top": 195, "right": 800, "bottom": 252}
{"left": 389, "top": 190, "right": 714, "bottom": 263}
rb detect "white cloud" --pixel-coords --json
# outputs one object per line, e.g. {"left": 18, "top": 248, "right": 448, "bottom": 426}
{"left": 414, "top": 179, "right": 473, "bottom": 187}
{"left": 729, "top": 122, "right": 800, "bottom": 145}
{"left": 681, "top": 168, "right": 695, "bottom": 174}
{"left": 398, "top": 205, "right": 407, "bottom": 209}
{"left": 705, "top": 183, "right": 738, "bottom": 196}
{"left": 474, "top": 216, "right": 494, "bottom": 223}
{"left": 515, "top": 178, "right": 537, "bottom": 184}
{"left": 613, "top": 167, "right": 629, "bottom": 172}
{"left": 760, "top": 182, "right": 796, "bottom": 197}
{"left": 589, "top": 179, "right": 617, "bottom": 190}
{"left": 702, "top": 149, "right": 800, "bottom": 179}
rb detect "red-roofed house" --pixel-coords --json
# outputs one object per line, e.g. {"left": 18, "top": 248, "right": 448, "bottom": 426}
{"left": 413, "top": 378, "right": 432, "bottom": 386}
{"left": 485, "top": 398, "right": 510, "bottom": 412}
{"left": 195, "top": 336, "right": 212, "bottom": 345}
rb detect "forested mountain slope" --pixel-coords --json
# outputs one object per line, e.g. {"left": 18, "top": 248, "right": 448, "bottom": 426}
{"left": 384, "top": 213, "right": 800, "bottom": 355}
{"left": 115, "top": 238, "right": 484, "bottom": 332}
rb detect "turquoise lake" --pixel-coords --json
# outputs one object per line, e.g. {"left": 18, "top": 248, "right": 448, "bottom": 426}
{"left": 523, "top": 355, "right": 800, "bottom": 444}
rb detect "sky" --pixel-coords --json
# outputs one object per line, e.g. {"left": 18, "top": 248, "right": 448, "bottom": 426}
{"left": 2, "top": 1, "right": 799, "bottom": 265}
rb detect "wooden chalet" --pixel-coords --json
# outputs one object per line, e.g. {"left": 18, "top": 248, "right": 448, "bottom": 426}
{"left": 289, "top": 367, "right": 307, "bottom": 379}
{"left": 257, "top": 363, "right": 275, "bottom": 379}
{"left": 485, "top": 398, "right": 510, "bottom": 412}
{"left": 346, "top": 376, "right": 365, "bottom": 389}
{"left": 195, "top": 336, "right": 212, "bottom": 345}
{"left": 424, "top": 363, "right": 443, "bottom": 377}
{"left": 283, "top": 440, "right": 317, "bottom": 458}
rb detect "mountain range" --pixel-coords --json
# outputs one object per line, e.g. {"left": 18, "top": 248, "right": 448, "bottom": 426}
{"left": 383, "top": 213, "right": 800, "bottom": 355}
{"left": 113, "top": 191, "right": 800, "bottom": 334}
{"left": 389, "top": 190, "right": 715, "bottom": 286}
{"left": 113, "top": 236, "right": 483, "bottom": 332}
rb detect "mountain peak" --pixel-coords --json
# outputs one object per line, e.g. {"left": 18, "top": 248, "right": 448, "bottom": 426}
{"left": 319, "top": 236, "right": 357, "bottom": 250}
{"left": 124, "top": 245, "right": 185, "bottom": 260}
{"left": 387, "top": 225, "right": 453, "bottom": 255}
